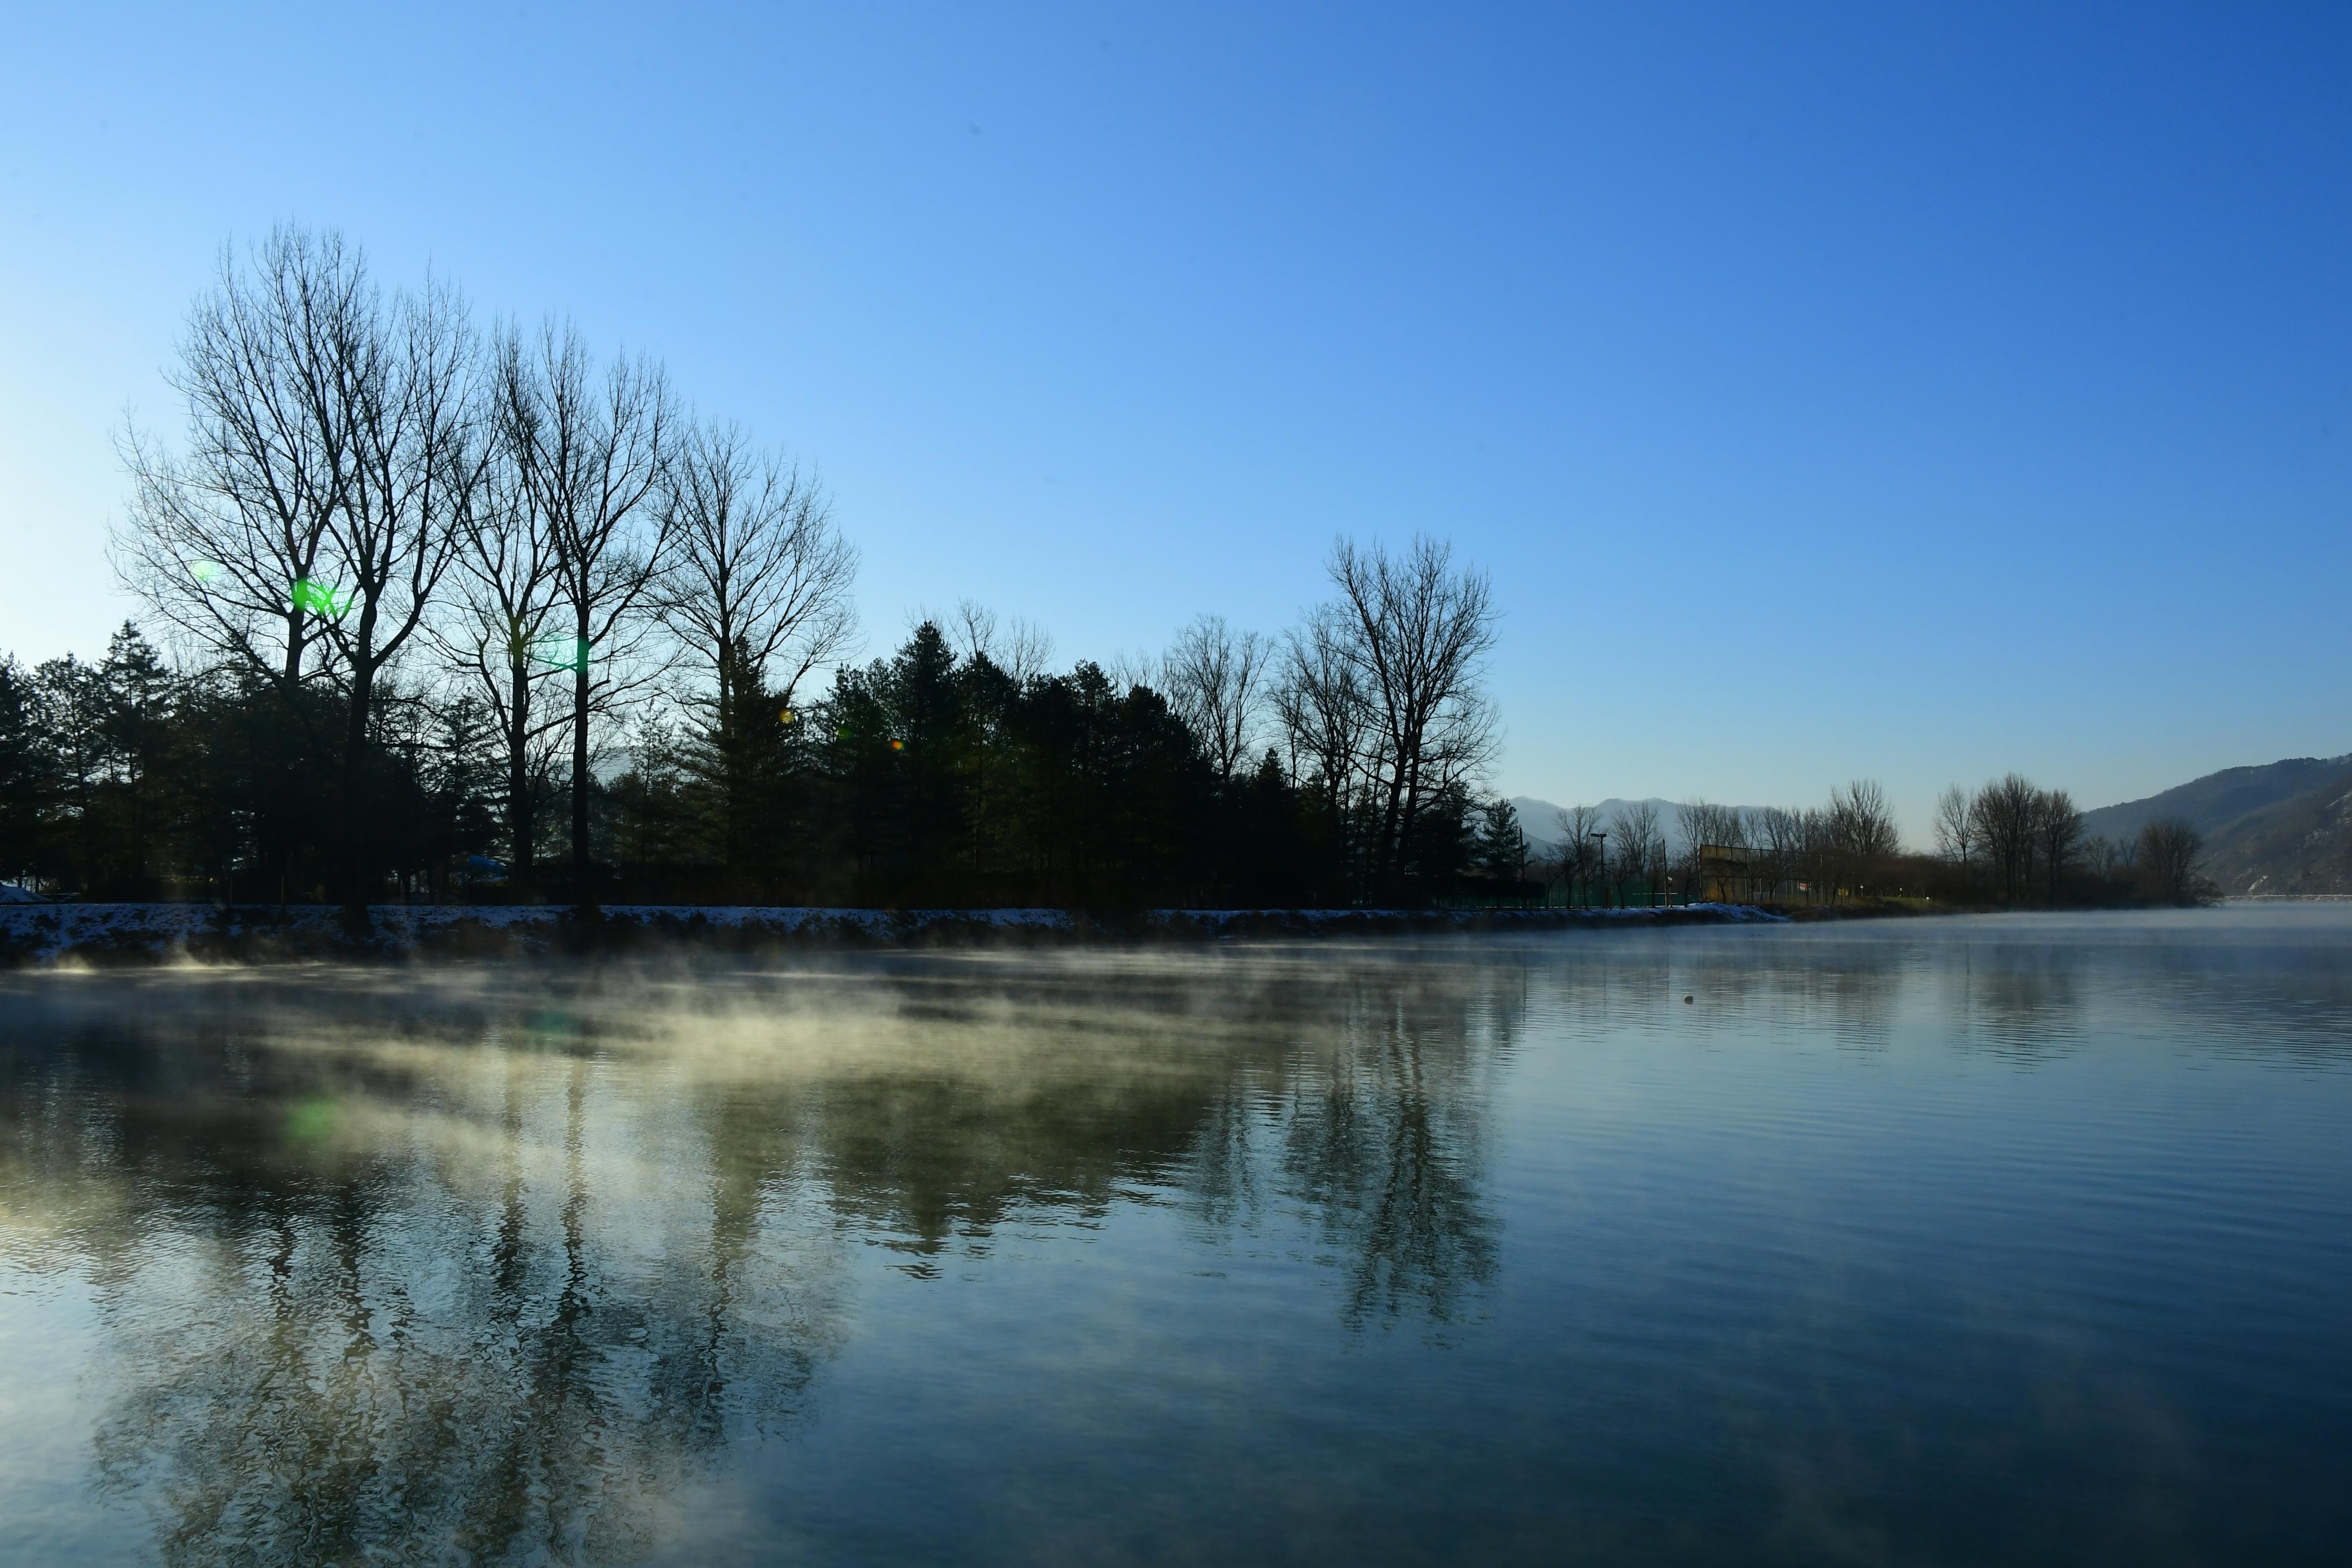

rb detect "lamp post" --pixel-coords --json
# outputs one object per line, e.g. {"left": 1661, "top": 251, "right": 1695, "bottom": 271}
{"left": 1590, "top": 832, "right": 1607, "bottom": 909}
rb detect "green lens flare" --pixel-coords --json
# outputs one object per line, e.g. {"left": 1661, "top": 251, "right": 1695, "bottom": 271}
{"left": 191, "top": 560, "right": 223, "bottom": 583}
{"left": 290, "top": 578, "right": 352, "bottom": 617}
{"left": 529, "top": 637, "right": 591, "bottom": 672}
{"left": 283, "top": 1095, "right": 341, "bottom": 1145}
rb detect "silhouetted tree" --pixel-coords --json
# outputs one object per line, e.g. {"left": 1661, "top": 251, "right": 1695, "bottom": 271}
{"left": 94, "top": 625, "right": 179, "bottom": 898}
{"left": 1323, "top": 536, "right": 1498, "bottom": 898}
{"left": 2033, "top": 787, "right": 2083, "bottom": 903}
{"left": 445, "top": 332, "right": 570, "bottom": 893}
{"left": 1162, "top": 614, "right": 1270, "bottom": 786}
{"left": 1933, "top": 783, "right": 1975, "bottom": 867}
{"left": 117, "top": 227, "right": 487, "bottom": 926}
{"left": 506, "top": 322, "right": 675, "bottom": 909}
{"left": 71, "top": 234, "right": 1538, "bottom": 916}
{"left": 115, "top": 227, "right": 358, "bottom": 699}
{"left": 2137, "top": 816, "right": 2204, "bottom": 904}
{"left": 1830, "top": 779, "right": 1900, "bottom": 894}
{"left": 1972, "top": 773, "right": 2040, "bottom": 904}
{"left": 0, "top": 657, "right": 54, "bottom": 887}
{"left": 1273, "top": 602, "right": 1373, "bottom": 881}
{"left": 660, "top": 421, "right": 854, "bottom": 893}
{"left": 1609, "top": 801, "right": 1664, "bottom": 899}
{"left": 1473, "top": 796, "right": 1527, "bottom": 882}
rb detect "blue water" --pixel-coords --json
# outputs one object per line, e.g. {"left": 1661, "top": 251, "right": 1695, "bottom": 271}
{"left": 1, "top": 908, "right": 2347, "bottom": 1564}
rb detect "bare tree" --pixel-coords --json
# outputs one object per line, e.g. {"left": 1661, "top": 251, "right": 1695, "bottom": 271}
{"left": 1830, "top": 779, "right": 1900, "bottom": 892}
{"left": 2033, "top": 787, "right": 2083, "bottom": 903}
{"left": 1326, "top": 536, "right": 1500, "bottom": 890}
{"left": 1104, "top": 647, "right": 1164, "bottom": 697}
{"left": 118, "top": 227, "right": 484, "bottom": 925}
{"left": 115, "top": 227, "right": 365, "bottom": 695}
{"left": 2136, "top": 817, "right": 2204, "bottom": 903}
{"left": 1971, "top": 774, "right": 2040, "bottom": 904}
{"left": 657, "top": 420, "right": 855, "bottom": 887}
{"left": 661, "top": 420, "right": 856, "bottom": 714}
{"left": 948, "top": 599, "right": 1054, "bottom": 683}
{"left": 1753, "top": 806, "right": 1808, "bottom": 899}
{"left": 1553, "top": 803, "right": 1603, "bottom": 897}
{"left": 442, "top": 372, "right": 566, "bottom": 890}
{"left": 1610, "top": 801, "right": 1663, "bottom": 898}
{"left": 1273, "top": 601, "right": 1372, "bottom": 818}
{"left": 504, "top": 322, "right": 677, "bottom": 907}
{"left": 1162, "top": 614, "right": 1271, "bottom": 784}
{"left": 1933, "top": 784, "right": 1975, "bottom": 866}
{"left": 317, "top": 270, "right": 483, "bottom": 923}
{"left": 2085, "top": 834, "right": 2135, "bottom": 883}
{"left": 653, "top": 421, "right": 856, "bottom": 893}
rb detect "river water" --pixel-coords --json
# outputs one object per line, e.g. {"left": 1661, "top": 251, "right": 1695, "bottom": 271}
{"left": 1, "top": 909, "right": 2347, "bottom": 1565}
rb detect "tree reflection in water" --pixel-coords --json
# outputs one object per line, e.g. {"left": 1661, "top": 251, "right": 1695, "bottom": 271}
{"left": 0, "top": 950, "right": 1515, "bottom": 1565}
{"left": 1274, "top": 981, "right": 1503, "bottom": 1329}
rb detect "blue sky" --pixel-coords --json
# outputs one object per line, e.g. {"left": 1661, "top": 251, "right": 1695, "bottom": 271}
{"left": 3, "top": 2, "right": 2347, "bottom": 835}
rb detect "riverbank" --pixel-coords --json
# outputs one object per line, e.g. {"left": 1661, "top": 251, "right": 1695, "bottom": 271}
{"left": 0, "top": 900, "right": 1788, "bottom": 967}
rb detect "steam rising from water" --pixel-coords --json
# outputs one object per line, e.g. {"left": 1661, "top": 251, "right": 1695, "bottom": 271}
{"left": 4, "top": 914, "right": 2349, "bottom": 1565}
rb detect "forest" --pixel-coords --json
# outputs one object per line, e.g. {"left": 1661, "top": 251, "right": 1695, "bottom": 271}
{"left": 0, "top": 230, "right": 1524, "bottom": 917}
{"left": 0, "top": 226, "right": 2208, "bottom": 917}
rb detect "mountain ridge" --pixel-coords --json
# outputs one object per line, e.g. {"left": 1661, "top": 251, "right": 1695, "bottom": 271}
{"left": 1510, "top": 752, "right": 2352, "bottom": 893}
{"left": 2077, "top": 754, "right": 2352, "bottom": 846}
{"left": 2077, "top": 753, "right": 2352, "bottom": 895}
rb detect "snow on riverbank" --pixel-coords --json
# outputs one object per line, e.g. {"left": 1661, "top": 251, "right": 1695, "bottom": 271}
{"left": 0, "top": 901, "right": 1783, "bottom": 966}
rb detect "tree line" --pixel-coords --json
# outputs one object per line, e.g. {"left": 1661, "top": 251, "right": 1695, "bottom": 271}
{"left": 1928, "top": 776, "right": 2207, "bottom": 905}
{"left": 2, "top": 227, "right": 2212, "bottom": 916}
{"left": 1482, "top": 775, "right": 2208, "bottom": 909}
{"left": 2, "top": 227, "right": 1521, "bottom": 916}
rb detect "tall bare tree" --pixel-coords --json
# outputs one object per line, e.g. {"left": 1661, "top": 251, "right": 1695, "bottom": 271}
{"left": 1933, "top": 784, "right": 1975, "bottom": 866}
{"left": 316, "top": 270, "right": 483, "bottom": 924}
{"left": 1829, "top": 779, "right": 1900, "bottom": 893}
{"left": 1549, "top": 803, "right": 1600, "bottom": 896}
{"left": 1971, "top": 773, "right": 2040, "bottom": 904}
{"left": 658, "top": 419, "right": 855, "bottom": 883}
{"left": 1610, "top": 801, "right": 1665, "bottom": 898}
{"left": 1754, "top": 806, "right": 1809, "bottom": 901}
{"left": 1273, "top": 602, "right": 1372, "bottom": 818}
{"left": 504, "top": 322, "right": 676, "bottom": 908}
{"left": 2033, "top": 787, "right": 2083, "bottom": 903}
{"left": 1326, "top": 536, "right": 1499, "bottom": 890}
{"left": 119, "top": 227, "right": 484, "bottom": 925}
{"left": 442, "top": 373, "right": 566, "bottom": 890}
{"left": 1162, "top": 614, "right": 1271, "bottom": 785}
{"left": 115, "top": 227, "right": 364, "bottom": 696}
{"left": 661, "top": 420, "right": 856, "bottom": 716}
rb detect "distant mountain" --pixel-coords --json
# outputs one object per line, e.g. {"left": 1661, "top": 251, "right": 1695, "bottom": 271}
{"left": 2201, "top": 769, "right": 2352, "bottom": 895}
{"left": 2078, "top": 755, "right": 2352, "bottom": 845}
{"left": 2081, "top": 754, "right": 2352, "bottom": 896}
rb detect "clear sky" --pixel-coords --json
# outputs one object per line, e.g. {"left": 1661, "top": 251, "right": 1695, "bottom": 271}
{"left": 3, "top": 2, "right": 2347, "bottom": 837}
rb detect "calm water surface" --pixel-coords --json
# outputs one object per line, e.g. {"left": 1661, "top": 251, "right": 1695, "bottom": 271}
{"left": 2, "top": 908, "right": 2348, "bottom": 1565}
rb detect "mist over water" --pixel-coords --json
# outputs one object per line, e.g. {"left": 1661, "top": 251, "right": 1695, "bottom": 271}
{"left": 3, "top": 910, "right": 2349, "bottom": 1565}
